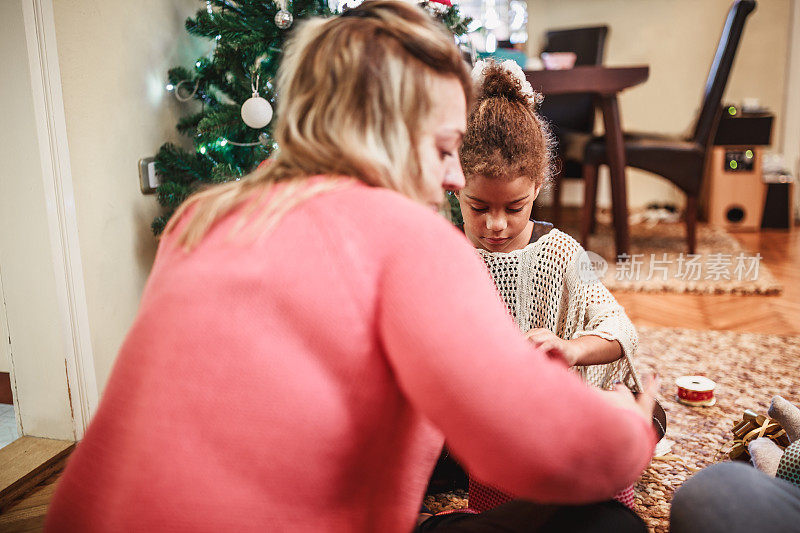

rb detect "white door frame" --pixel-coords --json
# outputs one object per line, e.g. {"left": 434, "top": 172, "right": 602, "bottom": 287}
{"left": 19, "top": 0, "right": 97, "bottom": 439}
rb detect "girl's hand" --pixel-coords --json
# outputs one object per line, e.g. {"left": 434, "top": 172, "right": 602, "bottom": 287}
{"left": 524, "top": 328, "right": 580, "bottom": 366}
{"left": 525, "top": 329, "right": 624, "bottom": 367}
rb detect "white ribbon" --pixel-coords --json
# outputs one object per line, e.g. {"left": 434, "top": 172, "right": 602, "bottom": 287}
{"left": 471, "top": 59, "right": 542, "bottom": 106}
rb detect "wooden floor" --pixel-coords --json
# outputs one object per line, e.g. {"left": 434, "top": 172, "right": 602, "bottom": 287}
{"left": 0, "top": 437, "right": 73, "bottom": 533}
{"left": 0, "top": 472, "right": 59, "bottom": 533}
{"left": 0, "top": 219, "right": 796, "bottom": 531}
{"left": 615, "top": 228, "right": 800, "bottom": 336}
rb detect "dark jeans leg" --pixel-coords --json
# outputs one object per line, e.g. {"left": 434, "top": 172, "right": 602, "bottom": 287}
{"left": 415, "top": 499, "right": 646, "bottom": 533}
{"left": 671, "top": 462, "right": 800, "bottom": 533}
{"left": 426, "top": 447, "right": 468, "bottom": 495}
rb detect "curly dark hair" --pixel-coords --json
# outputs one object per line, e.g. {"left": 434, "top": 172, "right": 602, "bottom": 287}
{"left": 459, "top": 63, "right": 554, "bottom": 187}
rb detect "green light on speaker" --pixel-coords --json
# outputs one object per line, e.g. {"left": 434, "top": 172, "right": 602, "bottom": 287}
{"left": 728, "top": 106, "right": 737, "bottom": 116}
{"left": 745, "top": 149, "right": 753, "bottom": 159}
{"left": 729, "top": 160, "right": 738, "bottom": 170}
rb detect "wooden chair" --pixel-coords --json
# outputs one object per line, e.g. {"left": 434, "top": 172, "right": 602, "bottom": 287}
{"left": 538, "top": 25, "right": 608, "bottom": 227}
{"left": 580, "top": 0, "right": 756, "bottom": 254}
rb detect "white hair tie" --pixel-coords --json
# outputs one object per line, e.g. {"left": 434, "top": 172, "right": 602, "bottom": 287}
{"left": 470, "top": 59, "right": 543, "bottom": 106}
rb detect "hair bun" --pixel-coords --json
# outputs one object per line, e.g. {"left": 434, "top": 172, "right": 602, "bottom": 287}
{"left": 471, "top": 59, "right": 542, "bottom": 107}
{"left": 480, "top": 66, "right": 526, "bottom": 102}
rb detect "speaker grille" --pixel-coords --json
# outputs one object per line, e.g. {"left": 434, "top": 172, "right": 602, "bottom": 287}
{"left": 726, "top": 206, "right": 746, "bottom": 223}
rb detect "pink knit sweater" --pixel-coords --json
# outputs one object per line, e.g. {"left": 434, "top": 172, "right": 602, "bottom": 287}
{"left": 46, "top": 179, "right": 655, "bottom": 532}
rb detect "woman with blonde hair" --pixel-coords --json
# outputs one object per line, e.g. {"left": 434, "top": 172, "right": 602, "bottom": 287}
{"left": 46, "top": 2, "right": 656, "bottom": 532}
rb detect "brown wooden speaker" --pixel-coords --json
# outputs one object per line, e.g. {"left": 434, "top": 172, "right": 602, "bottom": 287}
{"left": 707, "top": 146, "right": 765, "bottom": 231}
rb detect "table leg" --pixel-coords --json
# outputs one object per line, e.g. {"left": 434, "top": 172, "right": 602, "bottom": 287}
{"left": 599, "top": 95, "right": 630, "bottom": 258}
{"left": 580, "top": 163, "right": 598, "bottom": 248}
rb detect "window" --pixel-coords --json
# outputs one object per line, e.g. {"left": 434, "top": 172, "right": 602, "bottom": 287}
{"left": 456, "top": 0, "right": 528, "bottom": 52}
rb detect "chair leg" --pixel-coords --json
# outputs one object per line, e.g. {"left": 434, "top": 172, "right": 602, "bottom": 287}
{"left": 581, "top": 163, "right": 599, "bottom": 247}
{"left": 685, "top": 195, "right": 697, "bottom": 255}
{"left": 551, "top": 157, "right": 563, "bottom": 227}
{"left": 589, "top": 166, "right": 600, "bottom": 235}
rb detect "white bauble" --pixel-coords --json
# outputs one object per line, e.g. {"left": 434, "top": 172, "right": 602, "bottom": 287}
{"left": 274, "top": 9, "right": 293, "bottom": 30}
{"left": 241, "top": 96, "right": 273, "bottom": 129}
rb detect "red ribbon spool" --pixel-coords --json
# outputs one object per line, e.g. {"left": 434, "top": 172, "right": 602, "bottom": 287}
{"left": 675, "top": 376, "right": 716, "bottom": 407}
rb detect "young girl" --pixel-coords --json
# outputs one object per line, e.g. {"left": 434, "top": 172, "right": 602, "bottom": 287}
{"left": 456, "top": 60, "right": 643, "bottom": 511}
{"left": 458, "top": 59, "right": 640, "bottom": 391}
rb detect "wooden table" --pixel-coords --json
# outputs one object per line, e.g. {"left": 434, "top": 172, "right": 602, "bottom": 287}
{"left": 525, "top": 66, "right": 649, "bottom": 257}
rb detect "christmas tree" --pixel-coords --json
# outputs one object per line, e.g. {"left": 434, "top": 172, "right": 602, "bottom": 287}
{"left": 152, "top": 0, "right": 474, "bottom": 235}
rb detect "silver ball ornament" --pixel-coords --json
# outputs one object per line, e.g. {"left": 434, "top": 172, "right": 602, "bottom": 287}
{"left": 240, "top": 96, "right": 273, "bottom": 129}
{"left": 259, "top": 132, "right": 270, "bottom": 146}
{"left": 274, "top": 10, "right": 293, "bottom": 30}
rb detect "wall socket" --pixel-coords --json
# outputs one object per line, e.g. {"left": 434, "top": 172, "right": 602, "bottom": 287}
{"left": 138, "top": 157, "right": 159, "bottom": 194}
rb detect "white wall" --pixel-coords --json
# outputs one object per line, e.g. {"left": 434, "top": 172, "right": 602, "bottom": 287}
{"left": 528, "top": 0, "right": 793, "bottom": 210}
{"left": 0, "top": 271, "right": 10, "bottom": 374}
{"left": 52, "top": 0, "right": 204, "bottom": 391}
{"left": 0, "top": 0, "right": 73, "bottom": 439}
{"left": 784, "top": 0, "right": 800, "bottom": 218}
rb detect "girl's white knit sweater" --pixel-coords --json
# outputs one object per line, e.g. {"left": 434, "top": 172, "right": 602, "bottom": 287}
{"left": 478, "top": 228, "right": 641, "bottom": 391}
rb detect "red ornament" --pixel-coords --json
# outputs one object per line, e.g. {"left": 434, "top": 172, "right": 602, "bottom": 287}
{"left": 428, "top": 0, "right": 452, "bottom": 6}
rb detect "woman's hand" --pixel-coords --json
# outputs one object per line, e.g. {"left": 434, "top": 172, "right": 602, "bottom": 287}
{"left": 524, "top": 328, "right": 581, "bottom": 366}
{"left": 600, "top": 374, "right": 660, "bottom": 427}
